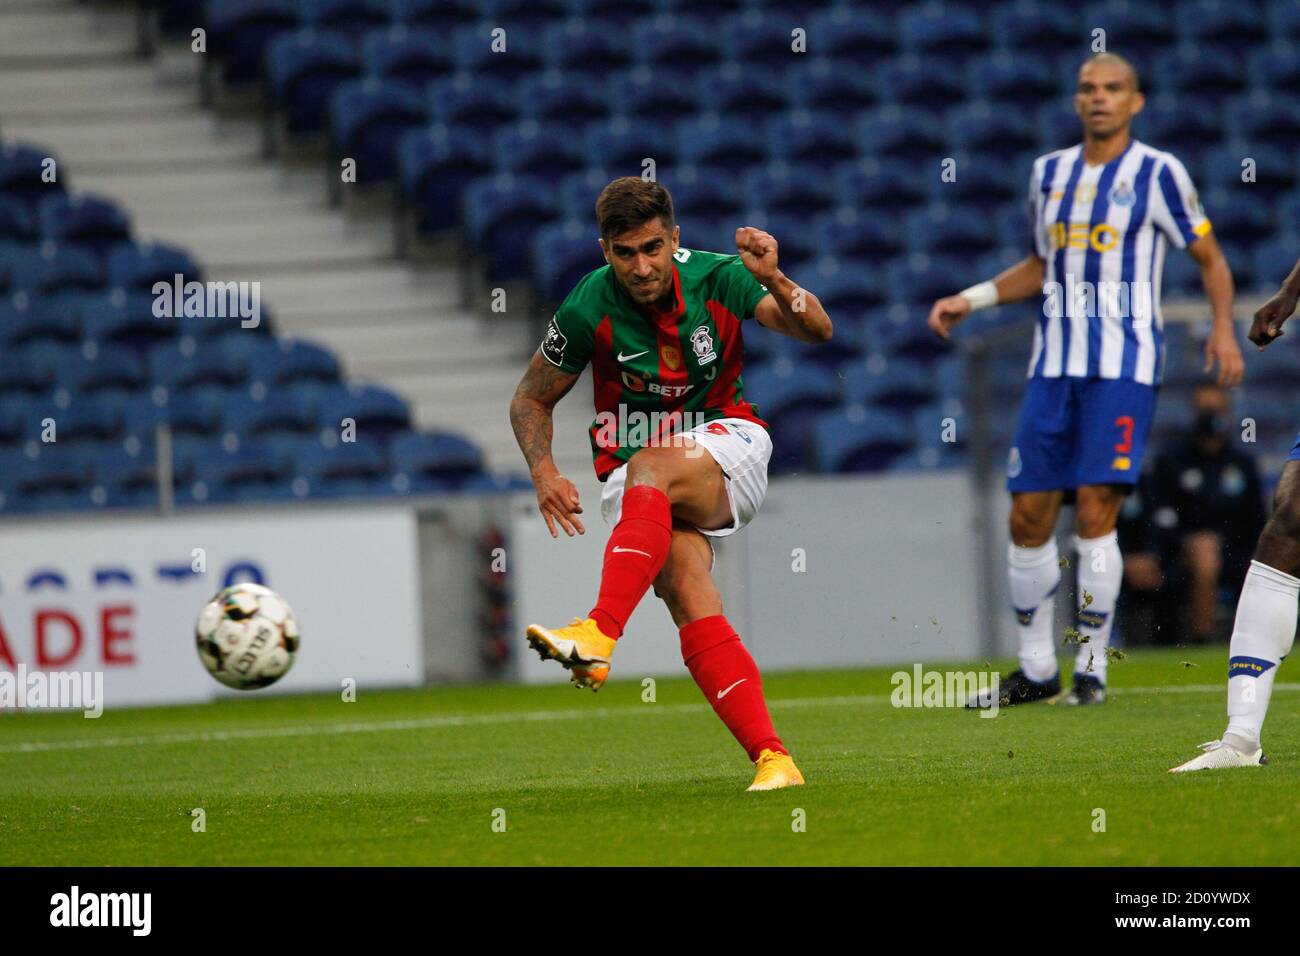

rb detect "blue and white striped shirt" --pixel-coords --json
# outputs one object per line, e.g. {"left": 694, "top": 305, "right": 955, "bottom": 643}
{"left": 1026, "top": 139, "right": 1210, "bottom": 385}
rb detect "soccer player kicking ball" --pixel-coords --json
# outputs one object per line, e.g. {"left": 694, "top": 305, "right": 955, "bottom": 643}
{"left": 1172, "top": 259, "right": 1300, "bottom": 772}
{"left": 509, "top": 177, "right": 832, "bottom": 791}
{"left": 928, "top": 53, "right": 1243, "bottom": 708}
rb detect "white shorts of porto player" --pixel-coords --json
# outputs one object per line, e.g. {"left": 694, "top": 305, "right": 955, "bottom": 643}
{"left": 600, "top": 417, "right": 773, "bottom": 550}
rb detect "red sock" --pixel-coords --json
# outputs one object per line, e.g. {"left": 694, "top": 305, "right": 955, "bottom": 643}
{"left": 680, "top": 615, "right": 785, "bottom": 761}
{"left": 588, "top": 485, "right": 672, "bottom": 639}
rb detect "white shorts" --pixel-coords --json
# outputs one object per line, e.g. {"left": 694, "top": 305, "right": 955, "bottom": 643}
{"left": 599, "top": 417, "right": 773, "bottom": 539}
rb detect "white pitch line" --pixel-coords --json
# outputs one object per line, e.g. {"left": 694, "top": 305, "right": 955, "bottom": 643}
{"left": 1, "top": 684, "right": 1296, "bottom": 754}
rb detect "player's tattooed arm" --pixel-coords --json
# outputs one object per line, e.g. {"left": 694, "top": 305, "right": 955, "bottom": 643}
{"left": 1248, "top": 255, "right": 1300, "bottom": 349}
{"left": 738, "top": 228, "right": 833, "bottom": 344}
{"left": 510, "top": 351, "right": 585, "bottom": 537}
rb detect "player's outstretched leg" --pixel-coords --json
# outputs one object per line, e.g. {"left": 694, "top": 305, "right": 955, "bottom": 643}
{"left": 527, "top": 443, "right": 727, "bottom": 691}
{"left": 1171, "top": 463, "right": 1300, "bottom": 772}
{"left": 654, "top": 526, "right": 803, "bottom": 791}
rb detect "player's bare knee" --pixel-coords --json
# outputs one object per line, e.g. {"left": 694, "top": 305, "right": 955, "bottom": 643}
{"left": 1009, "top": 507, "right": 1052, "bottom": 547}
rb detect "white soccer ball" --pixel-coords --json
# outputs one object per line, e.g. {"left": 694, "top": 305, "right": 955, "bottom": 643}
{"left": 195, "top": 583, "right": 300, "bottom": 690}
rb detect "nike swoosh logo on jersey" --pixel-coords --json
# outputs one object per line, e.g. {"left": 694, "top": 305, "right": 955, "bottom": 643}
{"left": 612, "top": 546, "right": 652, "bottom": 557}
{"left": 716, "top": 679, "right": 748, "bottom": 700}
{"left": 617, "top": 350, "right": 649, "bottom": 362}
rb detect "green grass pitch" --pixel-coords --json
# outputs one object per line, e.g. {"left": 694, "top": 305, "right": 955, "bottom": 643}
{"left": 1, "top": 645, "right": 1296, "bottom": 866}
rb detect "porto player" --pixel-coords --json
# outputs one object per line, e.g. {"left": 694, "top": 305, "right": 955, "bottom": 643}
{"left": 928, "top": 53, "right": 1244, "bottom": 707}
{"left": 509, "top": 177, "right": 831, "bottom": 791}
{"left": 1173, "top": 258, "right": 1300, "bottom": 771}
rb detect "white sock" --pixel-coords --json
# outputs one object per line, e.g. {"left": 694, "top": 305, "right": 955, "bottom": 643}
{"left": 1073, "top": 531, "right": 1122, "bottom": 684}
{"left": 1223, "top": 560, "right": 1298, "bottom": 750}
{"left": 1008, "top": 539, "right": 1061, "bottom": 682}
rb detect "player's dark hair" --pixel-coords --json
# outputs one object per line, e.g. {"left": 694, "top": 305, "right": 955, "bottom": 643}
{"left": 596, "top": 177, "right": 675, "bottom": 243}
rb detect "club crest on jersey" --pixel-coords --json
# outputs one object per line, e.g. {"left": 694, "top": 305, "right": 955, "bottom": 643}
{"left": 541, "top": 315, "right": 567, "bottom": 367}
{"left": 690, "top": 326, "right": 717, "bottom": 365}
{"left": 1109, "top": 181, "right": 1135, "bottom": 207}
{"left": 661, "top": 345, "right": 681, "bottom": 371}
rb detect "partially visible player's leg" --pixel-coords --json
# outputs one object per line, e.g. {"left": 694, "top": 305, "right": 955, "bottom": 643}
{"left": 1068, "top": 483, "right": 1125, "bottom": 701}
{"left": 653, "top": 525, "right": 803, "bottom": 791}
{"left": 1068, "top": 378, "right": 1159, "bottom": 705}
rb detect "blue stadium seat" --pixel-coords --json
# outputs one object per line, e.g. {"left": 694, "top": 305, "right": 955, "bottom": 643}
{"left": 10, "top": 242, "right": 104, "bottom": 295}
{"left": 678, "top": 113, "right": 770, "bottom": 169}
{"left": 37, "top": 193, "right": 131, "bottom": 258}
{"left": 288, "top": 435, "right": 393, "bottom": 498}
{"left": 0, "top": 297, "right": 77, "bottom": 348}
{"left": 449, "top": 23, "right": 544, "bottom": 82}
{"left": 729, "top": 10, "right": 803, "bottom": 69}
{"left": 389, "top": 0, "right": 478, "bottom": 30}
{"left": 517, "top": 71, "right": 612, "bottom": 134}
{"left": 787, "top": 59, "right": 878, "bottom": 112}
{"left": 947, "top": 101, "right": 1039, "bottom": 161}
{"left": 1136, "top": 95, "right": 1222, "bottom": 156}
{"left": 556, "top": 167, "right": 614, "bottom": 222}
{"left": 149, "top": 339, "right": 247, "bottom": 391}
{"left": 1202, "top": 188, "right": 1273, "bottom": 244}
{"left": 899, "top": 4, "right": 989, "bottom": 62}
{"left": 359, "top": 25, "right": 451, "bottom": 94}
{"left": 188, "top": 436, "right": 293, "bottom": 502}
{"left": 532, "top": 218, "right": 602, "bottom": 305}
{"left": 834, "top": 157, "right": 928, "bottom": 212}
{"left": 221, "top": 385, "right": 319, "bottom": 438}
{"left": 1226, "top": 90, "right": 1300, "bottom": 153}
{"left": 609, "top": 66, "right": 700, "bottom": 124}
{"left": 812, "top": 403, "right": 915, "bottom": 473}
{"left": 80, "top": 291, "right": 176, "bottom": 348}
{"left": 299, "top": 0, "right": 390, "bottom": 33}
{"left": 566, "top": 0, "right": 657, "bottom": 25}
{"left": 857, "top": 107, "right": 947, "bottom": 162}
{"left": 0, "top": 346, "right": 55, "bottom": 394}
{"left": 1202, "top": 142, "right": 1295, "bottom": 199}
{"left": 661, "top": 166, "right": 746, "bottom": 231}
{"left": 933, "top": 153, "right": 1023, "bottom": 210}
{"left": 397, "top": 123, "right": 493, "bottom": 234}
{"left": 205, "top": 0, "right": 301, "bottom": 85}
{"left": 265, "top": 29, "right": 360, "bottom": 134}
{"left": 426, "top": 73, "right": 520, "bottom": 135}
{"left": 315, "top": 382, "right": 410, "bottom": 436}
{"left": 990, "top": 2, "right": 1079, "bottom": 55}
{"left": 1037, "top": 103, "right": 1083, "bottom": 150}
{"left": 876, "top": 53, "right": 966, "bottom": 111}
{"left": 14, "top": 443, "right": 97, "bottom": 508}
{"left": 0, "top": 196, "right": 37, "bottom": 241}
{"left": 968, "top": 50, "right": 1059, "bottom": 110}
{"left": 1177, "top": 0, "right": 1271, "bottom": 49}
{"left": 745, "top": 162, "right": 837, "bottom": 216}
{"left": 583, "top": 119, "right": 675, "bottom": 178}
{"left": 742, "top": 357, "right": 841, "bottom": 422}
{"left": 1248, "top": 43, "right": 1300, "bottom": 95}
{"left": 767, "top": 110, "right": 856, "bottom": 169}
{"left": 1083, "top": 3, "right": 1177, "bottom": 63}
{"left": 905, "top": 204, "right": 999, "bottom": 256}
{"left": 842, "top": 357, "right": 936, "bottom": 409}
{"left": 123, "top": 391, "right": 223, "bottom": 439}
{"left": 492, "top": 121, "right": 588, "bottom": 179}
{"left": 748, "top": 210, "right": 816, "bottom": 267}
{"left": 808, "top": 5, "right": 899, "bottom": 63}
{"left": 635, "top": 16, "right": 727, "bottom": 79}
{"left": 330, "top": 77, "right": 427, "bottom": 182}
{"left": 0, "top": 143, "right": 64, "bottom": 207}
{"left": 242, "top": 337, "right": 340, "bottom": 387}
{"left": 91, "top": 443, "right": 160, "bottom": 509}
{"left": 814, "top": 209, "right": 905, "bottom": 263}
{"left": 1254, "top": 244, "right": 1300, "bottom": 297}
{"left": 660, "top": 0, "right": 747, "bottom": 14}
{"left": 390, "top": 430, "right": 484, "bottom": 490}
{"left": 887, "top": 254, "right": 967, "bottom": 305}
{"left": 1150, "top": 46, "right": 1247, "bottom": 105}
{"left": 106, "top": 241, "right": 202, "bottom": 292}
{"left": 23, "top": 393, "right": 125, "bottom": 444}
{"left": 55, "top": 345, "right": 147, "bottom": 396}
{"left": 479, "top": 0, "right": 570, "bottom": 30}
{"left": 695, "top": 62, "right": 791, "bottom": 122}
{"left": 462, "top": 173, "right": 561, "bottom": 281}
{"left": 541, "top": 19, "right": 632, "bottom": 80}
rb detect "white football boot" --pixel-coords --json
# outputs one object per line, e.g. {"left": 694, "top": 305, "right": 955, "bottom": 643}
{"left": 1169, "top": 738, "right": 1267, "bottom": 773}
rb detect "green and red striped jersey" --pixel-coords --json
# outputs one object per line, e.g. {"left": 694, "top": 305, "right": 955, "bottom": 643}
{"left": 541, "top": 247, "right": 770, "bottom": 481}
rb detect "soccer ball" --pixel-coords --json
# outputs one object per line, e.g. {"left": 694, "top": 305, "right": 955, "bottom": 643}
{"left": 195, "top": 583, "right": 300, "bottom": 690}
